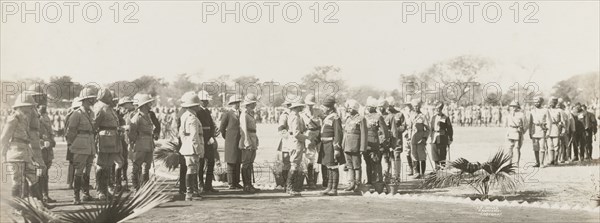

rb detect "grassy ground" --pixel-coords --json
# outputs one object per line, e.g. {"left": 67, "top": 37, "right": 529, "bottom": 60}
{"left": 1, "top": 124, "right": 599, "bottom": 222}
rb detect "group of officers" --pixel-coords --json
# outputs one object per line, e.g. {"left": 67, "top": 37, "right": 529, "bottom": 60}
{"left": 504, "top": 96, "right": 598, "bottom": 168}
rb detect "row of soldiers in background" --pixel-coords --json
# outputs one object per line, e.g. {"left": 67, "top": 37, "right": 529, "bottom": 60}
{"left": 0, "top": 85, "right": 57, "bottom": 208}
{"left": 505, "top": 97, "right": 598, "bottom": 168}
{"left": 273, "top": 94, "right": 454, "bottom": 196}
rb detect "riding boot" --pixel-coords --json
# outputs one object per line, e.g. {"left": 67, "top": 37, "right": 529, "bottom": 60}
{"left": 328, "top": 168, "right": 339, "bottom": 196}
{"left": 407, "top": 155, "right": 414, "bottom": 176}
{"left": 29, "top": 182, "right": 43, "bottom": 201}
{"left": 82, "top": 174, "right": 92, "bottom": 201}
{"left": 191, "top": 174, "right": 201, "bottom": 198}
{"left": 114, "top": 167, "right": 123, "bottom": 194}
{"left": 67, "top": 163, "right": 74, "bottom": 189}
{"left": 306, "top": 164, "right": 314, "bottom": 189}
{"left": 412, "top": 161, "right": 421, "bottom": 179}
{"left": 549, "top": 150, "right": 555, "bottom": 165}
{"left": 96, "top": 169, "right": 107, "bottom": 200}
{"left": 41, "top": 176, "right": 56, "bottom": 203}
{"left": 227, "top": 163, "right": 235, "bottom": 189}
{"left": 420, "top": 161, "right": 426, "bottom": 176}
{"left": 365, "top": 159, "right": 373, "bottom": 185}
{"left": 185, "top": 174, "right": 194, "bottom": 201}
{"left": 286, "top": 170, "right": 300, "bottom": 196}
{"left": 11, "top": 185, "right": 21, "bottom": 198}
{"left": 242, "top": 166, "right": 251, "bottom": 193}
{"left": 73, "top": 176, "right": 82, "bottom": 205}
{"left": 312, "top": 168, "right": 319, "bottom": 189}
{"left": 197, "top": 160, "right": 205, "bottom": 194}
{"left": 320, "top": 169, "right": 333, "bottom": 195}
{"left": 233, "top": 163, "right": 243, "bottom": 189}
{"left": 204, "top": 173, "right": 219, "bottom": 193}
{"left": 248, "top": 164, "right": 260, "bottom": 192}
{"left": 533, "top": 151, "right": 540, "bottom": 167}
{"left": 344, "top": 169, "right": 356, "bottom": 191}
{"left": 354, "top": 169, "right": 362, "bottom": 191}
{"left": 281, "top": 169, "right": 289, "bottom": 191}
{"left": 321, "top": 165, "right": 328, "bottom": 187}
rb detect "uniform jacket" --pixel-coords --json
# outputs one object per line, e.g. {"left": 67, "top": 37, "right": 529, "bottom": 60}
{"left": 277, "top": 111, "right": 290, "bottom": 152}
{"left": 301, "top": 108, "right": 323, "bottom": 146}
{"left": 220, "top": 108, "right": 241, "bottom": 163}
{"left": 149, "top": 110, "right": 161, "bottom": 140}
{"left": 179, "top": 109, "right": 204, "bottom": 156}
{"left": 240, "top": 109, "right": 259, "bottom": 150}
{"left": 390, "top": 112, "right": 405, "bottom": 149}
{"left": 1, "top": 110, "right": 34, "bottom": 162}
{"left": 505, "top": 111, "right": 525, "bottom": 140}
{"left": 342, "top": 113, "right": 367, "bottom": 153}
{"left": 364, "top": 112, "right": 390, "bottom": 151}
{"left": 561, "top": 109, "right": 575, "bottom": 136}
{"left": 319, "top": 111, "right": 345, "bottom": 165}
{"left": 429, "top": 113, "right": 453, "bottom": 144}
{"left": 197, "top": 107, "right": 216, "bottom": 142}
{"left": 128, "top": 110, "right": 155, "bottom": 152}
{"left": 547, "top": 107, "right": 564, "bottom": 137}
{"left": 406, "top": 110, "right": 429, "bottom": 145}
{"left": 66, "top": 107, "right": 96, "bottom": 155}
{"left": 93, "top": 100, "right": 122, "bottom": 153}
{"left": 40, "top": 112, "right": 55, "bottom": 148}
{"left": 529, "top": 107, "right": 550, "bottom": 138}
{"left": 287, "top": 111, "right": 308, "bottom": 152}
{"left": 28, "top": 110, "right": 42, "bottom": 151}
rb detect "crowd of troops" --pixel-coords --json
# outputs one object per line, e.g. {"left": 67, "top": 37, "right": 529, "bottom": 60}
{"left": 1, "top": 85, "right": 599, "bottom": 205}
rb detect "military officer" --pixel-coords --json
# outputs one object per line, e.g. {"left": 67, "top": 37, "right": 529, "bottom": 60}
{"left": 276, "top": 100, "right": 293, "bottom": 189}
{"left": 318, "top": 96, "right": 344, "bottom": 196}
{"left": 197, "top": 90, "right": 219, "bottom": 193}
{"left": 1, "top": 94, "right": 38, "bottom": 199}
{"left": 239, "top": 94, "right": 260, "bottom": 193}
{"left": 546, "top": 97, "right": 564, "bottom": 165}
{"left": 581, "top": 104, "right": 597, "bottom": 160}
{"left": 301, "top": 94, "right": 323, "bottom": 189}
{"left": 363, "top": 97, "right": 390, "bottom": 185}
{"left": 286, "top": 102, "right": 308, "bottom": 196}
{"left": 66, "top": 88, "right": 98, "bottom": 204}
{"left": 406, "top": 98, "right": 429, "bottom": 179}
{"left": 429, "top": 102, "right": 453, "bottom": 170}
{"left": 505, "top": 101, "right": 525, "bottom": 166}
{"left": 93, "top": 88, "right": 124, "bottom": 199}
{"left": 65, "top": 99, "right": 82, "bottom": 189}
{"left": 342, "top": 100, "right": 367, "bottom": 192}
{"left": 23, "top": 85, "right": 47, "bottom": 202}
{"left": 387, "top": 97, "right": 405, "bottom": 183}
{"left": 178, "top": 92, "right": 205, "bottom": 201}
{"left": 219, "top": 95, "right": 244, "bottom": 189}
{"left": 558, "top": 99, "right": 574, "bottom": 163}
{"left": 128, "top": 94, "right": 156, "bottom": 190}
{"left": 401, "top": 101, "right": 415, "bottom": 176}
{"left": 529, "top": 96, "right": 550, "bottom": 167}
{"left": 117, "top": 96, "right": 135, "bottom": 191}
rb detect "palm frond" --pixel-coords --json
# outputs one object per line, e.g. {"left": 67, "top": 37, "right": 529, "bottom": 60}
{"left": 421, "top": 170, "right": 467, "bottom": 189}
{"left": 449, "top": 158, "right": 481, "bottom": 174}
{"left": 154, "top": 141, "right": 181, "bottom": 171}
{"left": 482, "top": 149, "right": 516, "bottom": 175}
{"left": 1, "top": 197, "right": 61, "bottom": 223}
{"left": 60, "top": 178, "right": 171, "bottom": 223}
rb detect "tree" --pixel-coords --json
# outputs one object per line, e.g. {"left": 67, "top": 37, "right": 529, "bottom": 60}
{"left": 47, "top": 76, "right": 83, "bottom": 106}
{"left": 300, "top": 66, "right": 346, "bottom": 103}
{"left": 552, "top": 72, "right": 599, "bottom": 104}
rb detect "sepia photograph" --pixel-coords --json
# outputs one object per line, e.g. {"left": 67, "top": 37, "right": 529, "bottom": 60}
{"left": 0, "top": 0, "right": 599, "bottom": 222}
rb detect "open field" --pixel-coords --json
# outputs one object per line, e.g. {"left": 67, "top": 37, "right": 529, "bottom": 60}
{"left": 1, "top": 124, "right": 599, "bottom": 222}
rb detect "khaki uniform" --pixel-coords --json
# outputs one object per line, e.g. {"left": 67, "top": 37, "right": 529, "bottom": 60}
{"left": 66, "top": 107, "right": 96, "bottom": 176}
{"left": 505, "top": 111, "right": 525, "bottom": 161}
{"left": 301, "top": 108, "right": 323, "bottom": 164}
{"left": 287, "top": 111, "right": 307, "bottom": 171}
{"left": 407, "top": 111, "right": 429, "bottom": 161}
{"left": 179, "top": 110, "right": 204, "bottom": 174}
{"left": 547, "top": 107, "right": 564, "bottom": 152}
{"left": 1, "top": 110, "right": 38, "bottom": 197}
{"left": 364, "top": 112, "right": 389, "bottom": 184}
{"left": 93, "top": 101, "right": 124, "bottom": 169}
{"left": 529, "top": 107, "right": 550, "bottom": 152}
{"left": 29, "top": 110, "right": 46, "bottom": 171}
{"left": 342, "top": 113, "right": 367, "bottom": 170}
{"left": 239, "top": 109, "right": 258, "bottom": 188}
{"left": 128, "top": 110, "right": 155, "bottom": 188}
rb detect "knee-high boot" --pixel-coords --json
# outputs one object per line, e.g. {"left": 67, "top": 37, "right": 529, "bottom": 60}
{"left": 185, "top": 174, "right": 194, "bottom": 201}
{"left": 41, "top": 175, "right": 56, "bottom": 203}
{"left": 233, "top": 163, "right": 242, "bottom": 188}
{"left": 534, "top": 151, "right": 540, "bottom": 167}
{"left": 328, "top": 168, "right": 339, "bottom": 196}
{"left": 320, "top": 169, "right": 333, "bottom": 195}
{"left": 412, "top": 161, "right": 421, "bottom": 179}
{"left": 344, "top": 169, "right": 356, "bottom": 191}
{"left": 306, "top": 163, "right": 315, "bottom": 189}
{"left": 82, "top": 174, "right": 92, "bottom": 201}
{"left": 321, "top": 165, "right": 328, "bottom": 187}
{"left": 407, "top": 155, "right": 414, "bottom": 176}
{"left": 354, "top": 169, "right": 362, "bottom": 191}
{"left": 286, "top": 170, "right": 300, "bottom": 196}
{"left": 73, "top": 176, "right": 82, "bottom": 205}
{"left": 420, "top": 161, "right": 426, "bottom": 176}
{"left": 96, "top": 169, "right": 108, "bottom": 200}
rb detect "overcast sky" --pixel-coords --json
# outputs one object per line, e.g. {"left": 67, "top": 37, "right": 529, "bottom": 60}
{"left": 1, "top": 1, "right": 599, "bottom": 92}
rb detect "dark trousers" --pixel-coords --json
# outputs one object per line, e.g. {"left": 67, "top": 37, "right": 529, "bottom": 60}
{"left": 571, "top": 133, "right": 585, "bottom": 160}
{"left": 584, "top": 130, "right": 594, "bottom": 159}
{"left": 179, "top": 155, "right": 187, "bottom": 194}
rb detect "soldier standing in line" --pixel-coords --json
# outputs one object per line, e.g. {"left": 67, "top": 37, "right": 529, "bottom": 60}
{"left": 557, "top": 99, "right": 574, "bottom": 163}
{"left": 220, "top": 95, "right": 244, "bottom": 189}
{"left": 377, "top": 98, "right": 393, "bottom": 182}
{"left": 388, "top": 97, "right": 405, "bottom": 183}
{"left": 178, "top": 92, "right": 205, "bottom": 201}
{"left": 38, "top": 102, "right": 56, "bottom": 203}
{"left": 318, "top": 96, "right": 344, "bottom": 196}
{"left": 407, "top": 99, "right": 429, "bottom": 179}
{"left": 128, "top": 94, "right": 156, "bottom": 190}
{"left": 239, "top": 94, "right": 260, "bottom": 193}
{"left": 363, "top": 97, "right": 389, "bottom": 186}
{"left": 342, "top": 100, "right": 367, "bottom": 192}
{"left": 546, "top": 97, "right": 564, "bottom": 165}
{"left": 401, "top": 102, "right": 415, "bottom": 176}
{"left": 196, "top": 90, "right": 219, "bottom": 193}
{"left": 301, "top": 94, "right": 323, "bottom": 189}
{"left": 276, "top": 100, "right": 293, "bottom": 190}
{"left": 66, "top": 88, "right": 98, "bottom": 204}
{"left": 529, "top": 97, "right": 550, "bottom": 167}
{"left": 1, "top": 94, "right": 38, "bottom": 199}
{"left": 286, "top": 102, "right": 308, "bottom": 196}
{"left": 117, "top": 96, "right": 135, "bottom": 191}
{"left": 65, "top": 99, "right": 82, "bottom": 189}
{"left": 429, "top": 102, "right": 453, "bottom": 170}
{"left": 505, "top": 101, "right": 525, "bottom": 166}
{"left": 93, "top": 88, "right": 124, "bottom": 199}
{"left": 23, "top": 86, "right": 47, "bottom": 202}
{"left": 581, "top": 104, "right": 597, "bottom": 160}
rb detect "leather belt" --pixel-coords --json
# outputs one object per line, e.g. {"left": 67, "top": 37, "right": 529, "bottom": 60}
{"left": 321, "top": 137, "right": 333, "bottom": 142}
{"left": 78, "top": 130, "right": 93, "bottom": 135}
{"left": 98, "top": 126, "right": 117, "bottom": 131}
{"left": 11, "top": 137, "right": 30, "bottom": 144}
{"left": 202, "top": 127, "right": 211, "bottom": 130}
{"left": 308, "top": 128, "right": 320, "bottom": 131}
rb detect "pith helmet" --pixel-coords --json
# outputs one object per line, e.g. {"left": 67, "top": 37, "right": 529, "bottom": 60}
{"left": 377, "top": 98, "right": 389, "bottom": 107}
{"left": 77, "top": 87, "right": 98, "bottom": 101}
{"left": 410, "top": 98, "right": 422, "bottom": 107}
{"left": 133, "top": 93, "right": 154, "bottom": 108}
{"left": 118, "top": 96, "right": 134, "bottom": 106}
{"left": 366, "top": 96, "right": 378, "bottom": 108}
{"left": 533, "top": 96, "right": 544, "bottom": 103}
{"left": 12, "top": 94, "right": 36, "bottom": 108}
{"left": 180, "top": 91, "right": 200, "bottom": 108}
{"left": 228, "top": 95, "right": 243, "bottom": 105}
{"left": 322, "top": 96, "right": 336, "bottom": 108}
{"left": 197, "top": 90, "right": 212, "bottom": 101}
{"left": 304, "top": 94, "right": 317, "bottom": 105}
{"left": 509, "top": 100, "right": 520, "bottom": 108}
{"left": 289, "top": 102, "right": 305, "bottom": 109}
{"left": 242, "top": 93, "right": 258, "bottom": 106}
{"left": 71, "top": 98, "right": 82, "bottom": 109}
